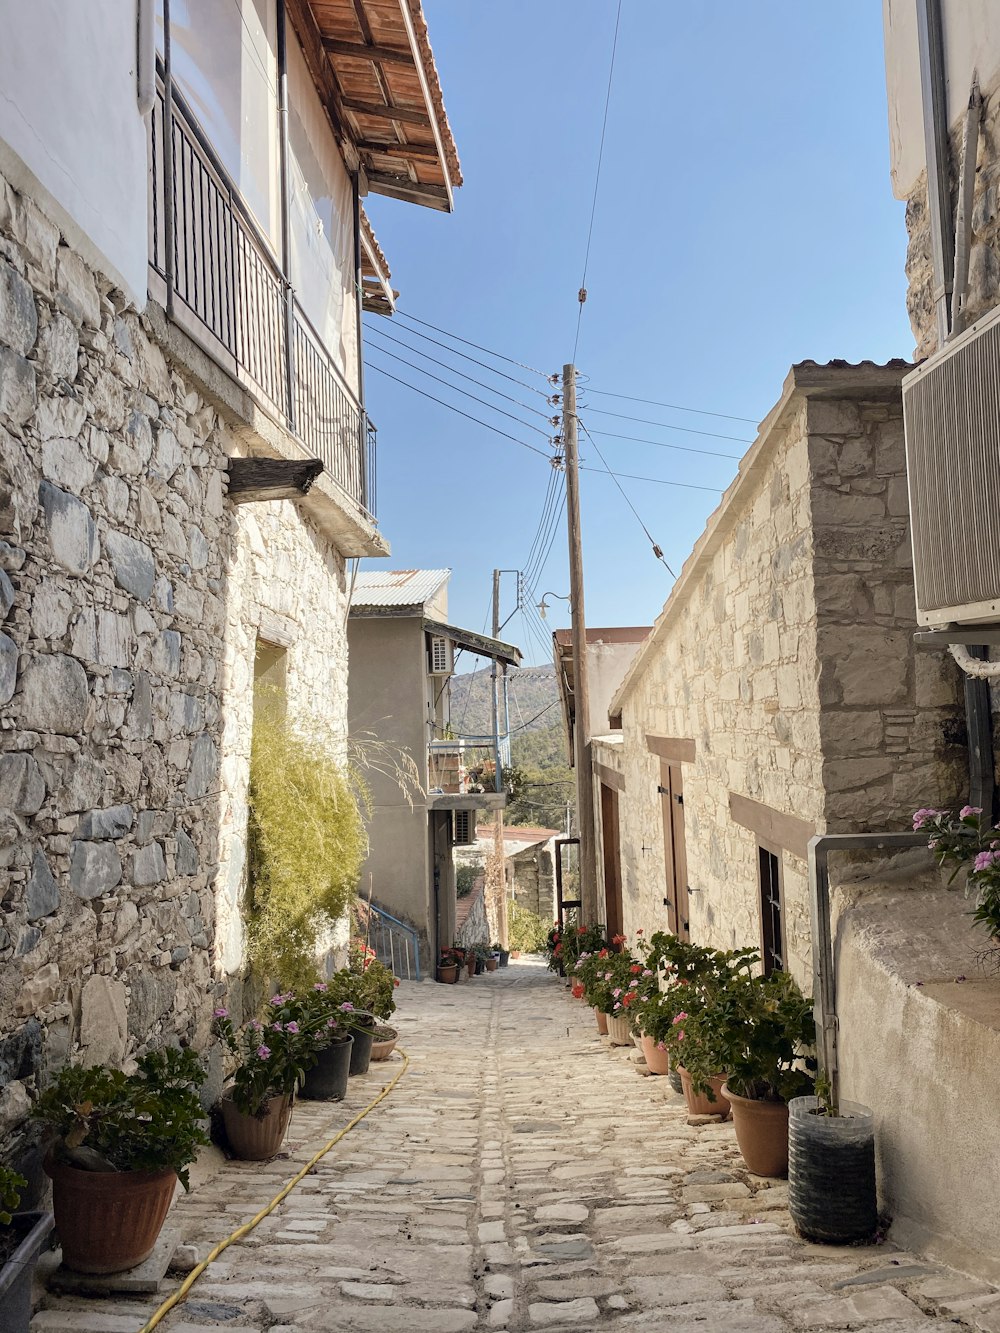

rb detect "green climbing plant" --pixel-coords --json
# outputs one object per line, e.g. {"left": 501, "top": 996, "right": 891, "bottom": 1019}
{"left": 247, "top": 709, "right": 369, "bottom": 990}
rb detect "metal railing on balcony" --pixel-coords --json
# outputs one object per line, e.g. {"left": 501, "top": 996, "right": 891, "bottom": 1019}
{"left": 148, "top": 68, "right": 376, "bottom": 521}
{"left": 428, "top": 736, "right": 505, "bottom": 796}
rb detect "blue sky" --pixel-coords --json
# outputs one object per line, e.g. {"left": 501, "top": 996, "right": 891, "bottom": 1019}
{"left": 362, "top": 1, "right": 913, "bottom": 667}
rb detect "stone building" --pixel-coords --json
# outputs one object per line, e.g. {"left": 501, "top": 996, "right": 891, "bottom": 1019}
{"left": 0, "top": 0, "right": 460, "bottom": 1176}
{"left": 599, "top": 360, "right": 965, "bottom": 988}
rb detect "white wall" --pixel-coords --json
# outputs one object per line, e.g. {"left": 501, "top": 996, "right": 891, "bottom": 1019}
{"left": 884, "top": 0, "right": 1000, "bottom": 198}
{"left": 0, "top": 0, "right": 149, "bottom": 306}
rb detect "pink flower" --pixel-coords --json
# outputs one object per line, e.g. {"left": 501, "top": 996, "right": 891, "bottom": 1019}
{"left": 256, "top": 1045, "right": 271, "bottom": 1059}
{"left": 314, "top": 982, "right": 328, "bottom": 991}
{"left": 628, "top": 980, "right": 639, "bottom": 989}
{"left": 213, "top": 1007, "right": 228, "bottom": 1019}
{"left": 603, "top": 972, "right": 613, "bottom": 981}
{"left": 612, "top": 988, "right": 622, "bottom": 998}
{"left": 250, "top": 1019, "right": 263, "bottom": 1032}
{"left": 271, "top": 1022, "right": 283, "bottom": 1032}
{"left": 642, "top": 969, "right": 653, "bottom": 978}
{"left": 326, "top": 1017, "right": 339, "bottom": 1028}
{"left": 961, "top": 806, "right": 983, "bottom": 820}
{"left": 912, "top": 808, "right": 946, "bottom": 831}
{"left": 339, "top": 1002, "right": 354, "bottom": 1012}
{"left": 285, "top": 1021, "right": 299, "bottom": 1033}
{"left": 676, "top": 1030, "right": 685, "bottom": 1042}
{"left": 270, "top": 994, "right": 284, "bottom": 1005}
{"left": 656, "top": 1041, "right": 666, "bottom": 1051}
{"left": 672, "top": 1011, "right": 688, "bottom": 1024}
{"left": 974, "top": 849, "right": 1000, "bottom": 873}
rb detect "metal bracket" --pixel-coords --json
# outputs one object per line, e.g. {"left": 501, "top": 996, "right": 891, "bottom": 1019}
{"left": 914, "top": 626, "right": 1000, "bottom": 649}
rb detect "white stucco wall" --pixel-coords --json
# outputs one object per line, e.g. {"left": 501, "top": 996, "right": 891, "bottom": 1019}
{"left": 0, "top": 0, "right": 149, "bottom": 306}
{"left": 883, "top": 0, "right": 1000, "bottom": 198}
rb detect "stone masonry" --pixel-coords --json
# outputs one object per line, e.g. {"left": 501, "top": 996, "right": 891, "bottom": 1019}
{"left": 29, "top": 964, "right": 1000, "bottom": 1332}
{"left": 0, "top": 167, "right": 356, "bottom": 1171}
{"left": 610, "top": 363, "right": 965, "bottom": 989}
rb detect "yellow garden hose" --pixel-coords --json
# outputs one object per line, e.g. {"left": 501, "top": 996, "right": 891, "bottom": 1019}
{"left": 138, "top": 1049, "right": 410, "bottom": 1333}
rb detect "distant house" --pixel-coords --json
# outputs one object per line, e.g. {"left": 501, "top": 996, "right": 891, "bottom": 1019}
{"left": 347, "top": 569, "right": 521, "bottom": 970}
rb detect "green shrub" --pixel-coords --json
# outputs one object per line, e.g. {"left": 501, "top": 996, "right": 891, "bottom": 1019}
{"left": 508, "top": 902, "right": 549, "bottom": 953}
{"left": 248, "top": 710, "right": 368, "bottom": 990}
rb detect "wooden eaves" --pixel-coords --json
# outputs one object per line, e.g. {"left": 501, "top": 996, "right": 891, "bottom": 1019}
{"left": 288, "top": 0, "right": 462, "bottom": 215}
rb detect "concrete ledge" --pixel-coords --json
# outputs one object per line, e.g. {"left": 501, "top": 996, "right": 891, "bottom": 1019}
{"left": 837, "top": 879, "right": 1000, "bottom": 1282}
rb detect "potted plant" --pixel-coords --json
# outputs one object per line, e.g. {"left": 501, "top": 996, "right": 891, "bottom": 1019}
{"left": 577, "top": 946, "right": 640, "bottom": 1045}
{"left": 788, "top": 1085, "right": 878, "bottom": 1243}
{"left": 720, "top": 971, "right": 816, "bottom": 1176}
{"left": 31, "top": 1047, "right": 208, "bottom": 1274}
{"left": 0, "top": 1167, "right": 53, "bottom": 1333}
{"left": 659, "top": 944, "right": 759, "bottom": 1117}
{"left": 485, "top": 944, "right": 500, "bottom": 973}
{"left": 370, "top": 1023, "right": 399, "bottom": 1061}
{"left": 212, "top": 994, "right": 321, "bottom": 1159}
{"left": 465, "top": 947, "right": 476, "bottom": 979}
{"left": 437, "top": 954, "right": 459, "bottom": 984}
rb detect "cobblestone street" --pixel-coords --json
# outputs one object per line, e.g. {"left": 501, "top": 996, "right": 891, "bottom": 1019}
{"left": 31, "top": 963, "right": 1000, "bottom": 1333}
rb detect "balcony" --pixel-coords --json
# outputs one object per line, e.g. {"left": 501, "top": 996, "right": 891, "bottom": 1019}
{"left": 428, "top": 737, "right": 507, "bottom": 812}
{"left": 147, "top": 70, "right": 376, "bottom": 524}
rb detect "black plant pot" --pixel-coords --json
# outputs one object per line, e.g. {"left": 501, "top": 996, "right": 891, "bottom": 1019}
{"left": 301, "top": 1033, "right": 354, "bottom": 1101}
{"left": 788, "top": 1096, "right": 878, "bottom": 1244}
{"left": 499, "top": 950, "right": 510, "bottom": 968}
{"left": 0, "top": 1211, "right": 54, "bottom": 1333}
{"left": 475, "top": 959, "right": 484, "bottom": 975}
{"left": 348, "top": 1015, "right": 376, "bottom": 1076}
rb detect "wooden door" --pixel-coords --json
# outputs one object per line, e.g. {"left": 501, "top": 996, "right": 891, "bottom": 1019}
{"left": 659, "top": 761, "right": 690, "bottom": 940}
{"left": 600, "top": 783, "right": 623, "bottom": 939}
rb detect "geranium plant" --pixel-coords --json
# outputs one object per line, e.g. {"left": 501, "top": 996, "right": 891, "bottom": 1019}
{"left": 32, "top": 1048, "right": 209, "bottom": 1190}
{"left": 913, "top": 805, "right": 1000, "bottom": 941}
{"left": 658, "top": 945, "right": 759, "bottom": 1096}
{"left": 212, "top": 993, "right": 325, "bottom": 1117}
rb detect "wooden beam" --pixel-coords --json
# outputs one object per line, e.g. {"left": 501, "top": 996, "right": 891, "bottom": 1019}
{"left": 344, "top": 99, "right": 431, "bottom": 127}
{"left": 356, "top": 140, "right": 440, "bottom": 160}
{"left": 365, "top": 171, "right": 449, "bottom": 205}
{"left": 226, "top": 456, "right": 324, "bottom": 504}
{"left": 595, "top": 762, "right": 624, "bottom": 793}
{"left": 728, "top": 793, "right": 815, "bottom": 863}
{"left": 645, "top": 734, "right": 696, "bottom": 764}
{"left": 322, "top": 38, "right": 415, "bottom": 65}
{"left": 285, "top": 0, "right": 357, "bottom": 170}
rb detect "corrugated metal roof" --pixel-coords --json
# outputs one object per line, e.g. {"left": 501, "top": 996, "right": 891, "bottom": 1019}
{"left": 351, "top": 568, "right": 450, "bottom": 608}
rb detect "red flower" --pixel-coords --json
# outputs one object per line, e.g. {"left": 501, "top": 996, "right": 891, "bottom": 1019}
{"left": 622, "top": 991, "right": 635, "bottom": 1007}
{"left": 636, "top": 928, "right": 644, "bottom": 935}
{"left": 629, "top": 964, "right": 641, "bottom": 974}
{"left": 611, "top": 934, "right": 626, "bottom": 947}
{"left": 598, "top": 948, "right": 609, "bottom": 958}
{"left": 571, "top": 983, "right": 585, "bottom": 999}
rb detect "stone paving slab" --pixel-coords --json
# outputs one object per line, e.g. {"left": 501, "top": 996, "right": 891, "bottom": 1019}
{"left": 31, "top": 961, "right": 999, "bottom": 1331}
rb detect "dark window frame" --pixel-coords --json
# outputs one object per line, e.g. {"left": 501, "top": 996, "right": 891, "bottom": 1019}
{"left": 757, "top": 841, "right": 785, "bottom": 976}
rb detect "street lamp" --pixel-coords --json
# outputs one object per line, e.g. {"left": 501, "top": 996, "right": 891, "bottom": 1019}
{"left": 537, "top": 592, "right": 571, "bottom": 620}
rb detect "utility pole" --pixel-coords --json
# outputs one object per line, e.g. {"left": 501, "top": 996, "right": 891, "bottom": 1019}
{"left": 490, "top": 569, "right": 509, "bottom": 949}
{"left": 562, "top": 363, "right": 599, "bottom": 924}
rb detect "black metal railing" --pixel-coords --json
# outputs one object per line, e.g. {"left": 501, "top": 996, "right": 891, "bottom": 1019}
{"left": 149, "top": 71, "right": 376, "bottom": 521}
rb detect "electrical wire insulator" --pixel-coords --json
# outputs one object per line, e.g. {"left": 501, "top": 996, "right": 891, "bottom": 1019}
{"left": 652, "top": 544, "right": 664, "bottom": 560}
{"left": 578, "top": 287, "right": 588, "bottom": 304}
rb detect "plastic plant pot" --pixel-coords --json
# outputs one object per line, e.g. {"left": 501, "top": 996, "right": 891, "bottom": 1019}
{"left": 788, "top": 1095, "right": 877, "bottom": 1243}
{"left": 0, "top": 1211, "right": 53, "bottom": 1333}
{"left": 348, "top": 1014, "right": 376, "bottom": 1076}
{"left": 301, "top": 1033, "right": 353, "bottom": 1100}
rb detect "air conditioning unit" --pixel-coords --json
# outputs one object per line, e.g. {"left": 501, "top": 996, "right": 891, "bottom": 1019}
{"left": 453, "top": 809, "right": 475, "bottom": 846}
{"left": 428, "top": 634, "right": 454, "bottom": 676}
{"left": 903, "top": 304, "right": 1000, "bottom": 626}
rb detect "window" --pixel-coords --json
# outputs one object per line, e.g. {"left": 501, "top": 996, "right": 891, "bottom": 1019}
{"left": 758, "top": 845, "right": 784, "bottom": 975}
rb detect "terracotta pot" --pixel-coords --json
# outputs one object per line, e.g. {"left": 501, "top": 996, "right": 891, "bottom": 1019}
{"left": 301, "top": 1033, "right": 353, "bottom": 1101}
{"left": 605, "top": 1012, "right": 632, "bottom": 1046}
{"left": 640, "top": 1033, "right": 670, "bottom": 1076}
{"left": 437, "top": 963, "right": 458, "bottom": 984}
{"left": 594, "top": 1008, "right": 609, "bottom": 1036}
{"left": 221, "top": 1094, "right": 292, "bottom": 1161}
{"left": 723, "top": 1086, "right": 789, "bottom": 1178}
{"left": 678, "top": 1067, "right": 731, "bottom": 1118}
{"left": 486, "top": 957, "right": 499, "bottom": 972}
{"left": 510, "top": 950, "right": 521, "bottom": 959}
{"left": 370, "top": 1026, "right": 398, "bottom": 1061}
{"left": 466, "top": 958, "right": 475, "bottom": 978}
{"left": 45, "top": 1158, "right": 176, "bottom": 1274}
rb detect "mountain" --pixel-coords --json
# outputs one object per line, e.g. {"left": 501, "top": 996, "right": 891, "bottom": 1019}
{"left": 449, "top": 664, "right": 560, "bottom": 738}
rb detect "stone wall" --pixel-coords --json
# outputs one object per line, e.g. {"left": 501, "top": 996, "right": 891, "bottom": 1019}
{"left": 611, "top": 366, "right": 964, "bottom": 989}
{"left": 0, "top": 168, "right": 354, "bottom": 1176}
{"left": 903, "top": 91, "right": 1000, "bottom": 360}
{"left": 509, "top": 845, "right": 555, "bottom": 920}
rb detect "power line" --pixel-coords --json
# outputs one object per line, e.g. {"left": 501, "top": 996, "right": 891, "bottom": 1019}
{"left": 365, "top": 363, "right": 553, "bottom": 459}
{"left": 586, "top": 388, "right": 759, "bottom": 425}
{"left": 509, "top": 699, "right": 560, "bottom": 734}
{"left": 365, "top": 347, "right": 553, "bottom": 439}
{"left": 522, "top": 467, "right": 561, "bottom": 585}
{"left": 578, "top": 418, "right": 677, "bottom": 576}
{"left": 582, "top": 407, "right": 752, "bottom": 444}
{"left": 574, "top": 0, "right": 624, "bottom": 362}
{"left": 365, "top": 326, "right": 557, "bottom": 423}
{"left": 523, "top": 476, "right": 567, "bottom": 590}
{"left": 586, "top": 428, "right": 742, "bottom": 461}
{"left": 524, "top": 489, "right": 566, "bottom": 592}
{"left": 581, "top": 465, "right": 724, "bottom": 494}
{"left": 393, "top": 309, "right": 553, "bottom": 387}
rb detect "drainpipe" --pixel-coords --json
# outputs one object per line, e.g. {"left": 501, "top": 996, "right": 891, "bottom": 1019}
{"left": 916, "top": 0, "right": 954, "bottom": 349}
{"left": 809, "top": 831, "right": 928, "bottom": 1113}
